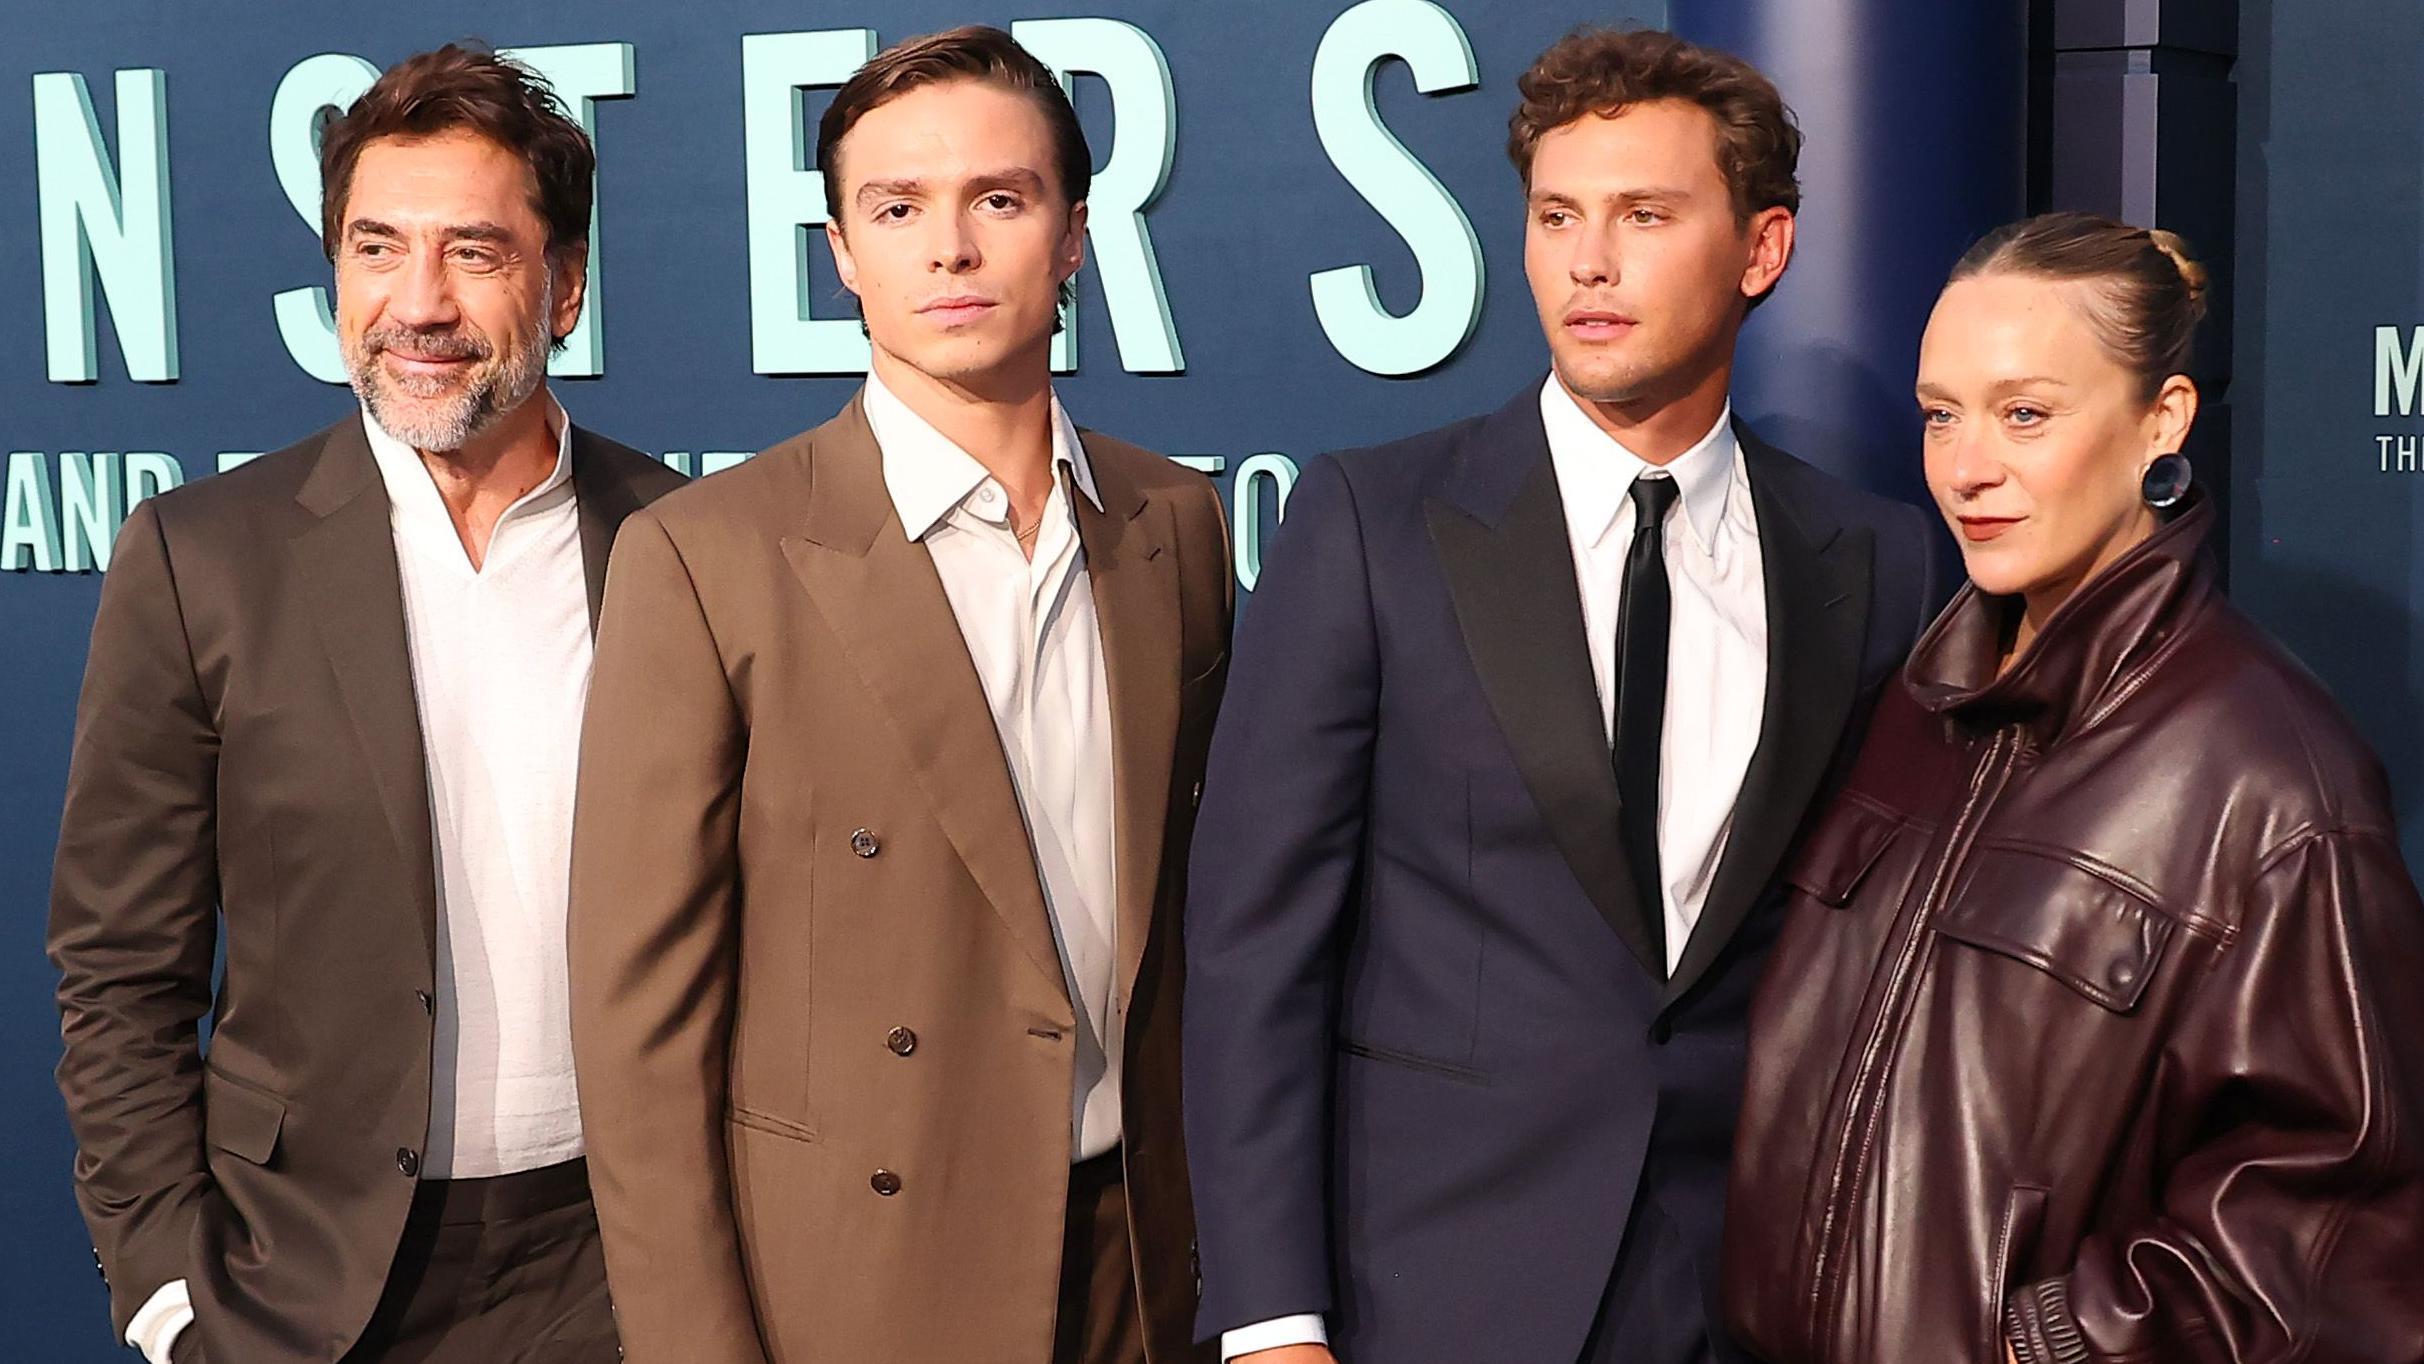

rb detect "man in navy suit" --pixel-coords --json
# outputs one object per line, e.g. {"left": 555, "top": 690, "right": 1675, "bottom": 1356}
{"left": 1184, "top": 28, "right": 1945, "bottom": 1364}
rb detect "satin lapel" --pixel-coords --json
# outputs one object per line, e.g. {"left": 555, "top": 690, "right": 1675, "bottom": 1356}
{"left": 779, "top": 397, "right": 1071, "bottom": 1007}
{"left": 1666, "top": 440, "right": 1873, "bottom": 1004}
{"left": 1427, "top": 415, "right": 1658, "bottom": 979}
{"left": 570, "top": 426, "right": 644, "bottom": 632}
{"left": 1074, "top": 438, "right": 1180, "bottom": 1001}
{"left": 291, "top": 422, "right": 438, "bottom": 959}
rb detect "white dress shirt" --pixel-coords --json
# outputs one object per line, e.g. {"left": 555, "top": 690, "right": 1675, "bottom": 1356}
{"left": 1220, "top": 377, "right": 1770, "bottom": 1362}
{"left": 130, "top": 398, "right": 595, "bottom": 1364}
{"left": 864, "top": 370, "right": 1124, "bottom": 1163}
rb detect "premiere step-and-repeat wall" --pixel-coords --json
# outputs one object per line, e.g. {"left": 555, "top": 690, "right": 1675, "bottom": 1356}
{"left": 5, "top": 0, "right": 2416, "bottom": 1356}
{"left": 0, "top": 3, "right": 1645, "bottom": 1352}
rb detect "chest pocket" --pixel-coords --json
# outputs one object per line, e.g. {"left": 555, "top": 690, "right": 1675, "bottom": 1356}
{"left": 1935, "top": 844, "right": 2174, "bottom": 1012}
{"left": 1783, "top": 795, "right": 1908, "bottom": 907}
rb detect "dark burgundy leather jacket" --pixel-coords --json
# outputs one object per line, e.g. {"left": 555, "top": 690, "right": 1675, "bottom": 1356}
{"left": 1724, "top": 497, "right": 2424, "bottom": 1364}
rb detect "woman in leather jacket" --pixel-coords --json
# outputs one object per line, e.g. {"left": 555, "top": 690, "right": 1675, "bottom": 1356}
{"left": 1722, "top": 212, "right": 2424, "bottom": 1364}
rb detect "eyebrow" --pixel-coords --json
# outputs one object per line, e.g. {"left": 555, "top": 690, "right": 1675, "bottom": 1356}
{"left": 1914, "top": 376, "right": 2075, "bottom": 401}
{"left": 854, "top": 167, "right": 1051, "bottom": 209}
{"left": 1527, "top": 185, "right": 1700, "bottom": 209}
{"left": 342, "top": 218, "right": 515, "bottom": 244}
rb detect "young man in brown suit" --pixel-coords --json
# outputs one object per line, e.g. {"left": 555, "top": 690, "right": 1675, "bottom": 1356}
{"left": 567, "top": 26, "right": 1229, "bottom": 1364}
{"left": 48, "top": 45, "right": 683, "bottom": 1364}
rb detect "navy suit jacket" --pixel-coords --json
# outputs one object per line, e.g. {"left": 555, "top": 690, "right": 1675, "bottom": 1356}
{"left": 1183, "top": 383, "right": 1944, "bottom": 1363}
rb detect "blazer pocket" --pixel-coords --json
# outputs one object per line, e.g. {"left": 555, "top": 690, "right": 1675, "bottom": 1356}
{"left": 202, "top": 1066, "right": 286, "bottom": 1165}
{"left": 1337, "top": 1039, "right": 1490, "bottom": 1086}
{"left": 1936, "top": 846, "right": 2175, "bottom": 1012}
{"left": 725, "top": 1102, "right": 820, "bottom": 1144}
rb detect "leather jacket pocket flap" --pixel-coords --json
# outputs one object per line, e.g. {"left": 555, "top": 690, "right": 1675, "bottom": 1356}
{"left": 203, "top": 1067, "right": 287, "bottom": 1165}
{"left": 1938, "top": 850, "right": 2173, "bottom": 1011}
{"left": 1784, "top": 798, "right": 1904, "bottom": 906}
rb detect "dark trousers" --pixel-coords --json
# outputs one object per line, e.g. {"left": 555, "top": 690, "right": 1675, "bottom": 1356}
{"left": 1580, "top": 1182, "right": 1720, "bottom": 1364}
{"left": 1055, "top": 1149, "right": 1147, "bottom": 1364}
{"left": 339, "top": 1156, "right": 619, "bottom": 1363}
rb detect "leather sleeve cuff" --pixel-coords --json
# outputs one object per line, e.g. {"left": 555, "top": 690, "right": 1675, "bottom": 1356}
{"left": 2006, "top": 1277, "right": 2092, "bottom": 1364}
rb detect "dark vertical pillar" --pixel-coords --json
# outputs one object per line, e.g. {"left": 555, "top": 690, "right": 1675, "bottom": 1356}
{"left": 1668, "top": 0, "right": 2031, "bottom": 513}
{"left": 2042, "top": 0, "right": 2239, "bottom": 573}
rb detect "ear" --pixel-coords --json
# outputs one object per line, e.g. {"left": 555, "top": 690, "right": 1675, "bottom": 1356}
{"left": 1056, "top": 199, "right": 1089, "bottom": 291}
{"left": 2146, "top": 373, "right": 2200, "bottom": 457}
{"left": 1741, "top": 206, "right": 1795, "bottom": 301}
{"left": 549, "top": 243, "right": 590, "bottom": 344}
{"left": 826, "top": 219, "right": 861, "bottom": 296}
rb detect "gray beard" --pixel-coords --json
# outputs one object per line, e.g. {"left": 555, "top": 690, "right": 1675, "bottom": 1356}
{"left": 346, "top": 290, "right": 553, "bottom": 453}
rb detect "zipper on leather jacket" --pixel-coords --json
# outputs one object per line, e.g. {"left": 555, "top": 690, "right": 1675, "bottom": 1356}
{"left": 1802, "top": 725, "right": 2020, "bottom": 1348}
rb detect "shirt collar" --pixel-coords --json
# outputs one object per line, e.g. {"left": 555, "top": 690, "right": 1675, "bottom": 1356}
{"left": 362, "top": 391, "right": 576, "bottom": 539}
{"left": 864, "top": 366, "right": 1101, "bottom": 543}
{"left": 1538, "top": 374, "right": 1740, "bottom": 553}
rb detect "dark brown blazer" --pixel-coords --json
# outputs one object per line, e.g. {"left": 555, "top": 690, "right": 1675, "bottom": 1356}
{"left": 568, "top": 393, "right": 1231, "bottom": 1364}
{"left": 48, "top": 415, "right": 684, "bottom": 1364}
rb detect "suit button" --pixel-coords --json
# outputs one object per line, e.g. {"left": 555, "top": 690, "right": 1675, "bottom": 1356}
{"left": 415, "top": 989, "right": 432, "bottom": 1014}
{"left": 850, "top": 828, "right": 880, "bottom": 858}
{"left": 886, "top": 1026, "right": 918, "bottom": 1057}
{"left": 870, "top": 1168, "right": 903, "bottom": 1196}
{"left": 396, "top": 1147, "right": 421, "bottom": 1177}
{"left": 1191, "top": 781, "right": 1204, "bottom": 809}
{"left": 1648, "top": 1020, "right": 1673, "bottom": 1045}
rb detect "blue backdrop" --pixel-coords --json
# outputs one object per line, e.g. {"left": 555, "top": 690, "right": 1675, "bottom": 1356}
{"left": 0, "top": 1, "right": 2050, "bottom": 1356}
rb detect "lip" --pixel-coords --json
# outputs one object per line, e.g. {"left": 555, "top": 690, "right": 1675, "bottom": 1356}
{"left": 381, "top": 350, "right": 475, "bottom": 377}
{"left": 1957, "top": 515, "right": 2022, "bottom": 543}
{"left": 918, "top": 296, "right": 998, "bottom": 325}
{"left": 1563, "top": 307, "right": 1639, "bottom": 341}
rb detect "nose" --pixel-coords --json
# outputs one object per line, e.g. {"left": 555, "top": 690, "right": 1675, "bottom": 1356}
{"left": 931, "top": 209, "right": 981, "bottom": 276}
{"left": 385, "top": 245, "right": 461, "bottom": 331}
{"left": 1943, "top": 428, "right": 2005, "bottom": 498}
{"left": 1567, "top": 221, "right": 1618, "bottom": 288}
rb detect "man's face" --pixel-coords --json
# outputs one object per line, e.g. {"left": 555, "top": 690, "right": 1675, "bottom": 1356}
{"left": 825, "top": 79, "right": 1086, "bottom": 391}
{"left": 1523, "top": 99, "right": 1787, "bottom": 410}
{"left": 333, "top": 129, "right": 583, "bottom": 452}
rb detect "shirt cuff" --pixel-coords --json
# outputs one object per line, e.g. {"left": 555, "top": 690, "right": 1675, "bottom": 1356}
{"left": 126, "top": 1279, "right": 193, "bottom": 1364}
{"left": 1222, "top": 1313, "right": 1328, "bottom": 1360}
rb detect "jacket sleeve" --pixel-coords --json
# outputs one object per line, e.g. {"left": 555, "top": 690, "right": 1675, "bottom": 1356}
{"left": 567, "top": 509, "right": 769, "bottom": 1364}
{"left": 2007, "top": 828, "right": 2424, "bottom": 1364}
{"left": 47, "top": 498, "right": 220, "bottom": 1337}
{"left": 1182, "top": 454, "right": 1380, "bottom": 1342}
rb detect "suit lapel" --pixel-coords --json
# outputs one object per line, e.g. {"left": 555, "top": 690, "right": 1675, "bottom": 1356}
{"left": 1427, "top": 389, "right": 1660, "bottom": 978}
{"left": 290, "top": 421, "right": 438, "bottom": 959}
{"left": 1665, "top": 432, "right": 1874, "bottom": 1003}
{"left": 780, "top": 396, "right": 1072, "bottom": 1008}
{"left": 1074, "top": 436, "right": 1181, "bottom": 1001}
{"left": 570, "top": 426, "right": 645, "bottom": 632}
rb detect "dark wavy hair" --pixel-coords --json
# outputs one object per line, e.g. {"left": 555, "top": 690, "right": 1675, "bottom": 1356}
{"left": 317, "top": 42, "right": 595, "bottom": 269}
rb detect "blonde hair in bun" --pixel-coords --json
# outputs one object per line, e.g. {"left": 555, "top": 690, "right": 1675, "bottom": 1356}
{"left": 1951, "top": 211, "right": 2208, "bottom": 397}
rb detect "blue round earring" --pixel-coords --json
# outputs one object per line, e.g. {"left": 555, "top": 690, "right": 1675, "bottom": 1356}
{"left": 2141, "top": 453, "right": 2191, "bottom": 509}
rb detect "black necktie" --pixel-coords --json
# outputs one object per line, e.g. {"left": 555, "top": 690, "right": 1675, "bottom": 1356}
{"left": 1615, "top": 475, "right": 1678, "bottom": 976}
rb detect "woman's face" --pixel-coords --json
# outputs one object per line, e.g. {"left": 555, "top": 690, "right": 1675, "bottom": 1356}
{"left": 1916, "top": 271, "right": 2197, "bottom": 619}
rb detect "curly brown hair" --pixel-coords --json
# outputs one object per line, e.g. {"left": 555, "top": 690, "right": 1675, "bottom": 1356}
{"left": 1509, "top": 26, "right": 1801, "bottom": 224}
{"left": 316, "top": 42, "right": 596, "bottom": 265}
